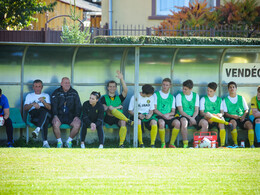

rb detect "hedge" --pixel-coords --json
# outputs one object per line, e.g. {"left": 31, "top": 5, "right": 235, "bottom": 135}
{"left": 93, "top": 36, "right": 260, "bottom": 45}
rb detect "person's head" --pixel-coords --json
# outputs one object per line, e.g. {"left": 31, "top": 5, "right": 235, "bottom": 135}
{"left": 182, "top": 80, "right": 193, "bottom": 95}
{"left": 207, "top": 82, "right": 217, "bottom": 97}
{"left": 141, "top": 84, "right": 154, "bottom": 97}
{"left": 33, "top": 79, "right": 43, "bottom": 95}
{"left": 107, "top": 80, "right": 117, "bottom": 95}
{"left": 227, "top": 81, "right": 237, "bottom": 95}
{"left": 257, "top": 85, "right": 260, "bottom": 101}
{"left": 61, "top": 77, "right": 71, "bottom": 92}
{"left": 89, "top": 91, "right": 101, "bottom": 106}
{"left": 162, "top": 78, "right": 171, "bottom": 93}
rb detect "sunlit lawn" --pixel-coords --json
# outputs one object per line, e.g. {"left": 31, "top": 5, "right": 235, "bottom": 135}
{"left": 0, "top": 148, "right": 259, "bottom": 194}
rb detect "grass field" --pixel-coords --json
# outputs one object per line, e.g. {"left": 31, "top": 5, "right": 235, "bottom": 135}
{"left": 1, "top": 148, "right": 260, "bottom": 194}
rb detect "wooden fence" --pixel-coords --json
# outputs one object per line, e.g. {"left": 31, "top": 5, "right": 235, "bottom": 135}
{"left": 0, "top": 24, "right": 259, "bottom": 43}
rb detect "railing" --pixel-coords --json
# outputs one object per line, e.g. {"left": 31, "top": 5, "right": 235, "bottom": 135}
{"left": 0, "top": 24, "right": 259, "bottom": 43}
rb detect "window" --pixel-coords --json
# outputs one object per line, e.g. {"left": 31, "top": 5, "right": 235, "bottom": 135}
{"left": 149, "top": 0, "right": 220, "bottom": 20}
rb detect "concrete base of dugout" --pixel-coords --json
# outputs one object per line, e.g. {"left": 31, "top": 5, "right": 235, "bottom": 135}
{"left": 0, "top": 125, "right": 253, "bottom": 147}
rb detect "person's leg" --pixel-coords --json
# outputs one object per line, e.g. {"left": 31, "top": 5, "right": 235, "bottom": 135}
{"left": 4, "top": 118, "right": 13, "bottom": 143}
{"left": 110, "top": 107, "right": 131, "bottom": 123}
{"left": 244, "top": 120, "right": 254, "bottom": 147}
{"left": 180, "top": 117, "right": 189, "bottom": 148}
{"left": 150, "top": 120, "right": 157, "bottom": 147}
{"left": 169, "top": 119, "right": 180, "bottom": 148}
{"left": 138, "top": 119, "right": 143, "bottom": 146}
{"left": 96, "top": 122, "right": 105, "bottom": 146}
{"left": 118, "top": 120, "right": 127, "bottom": 147}
{"left": 52, "top": 116, "right": 62, "bottom": 147}
{"left": 69, "top": 117, "right": 81, "bottom": 139}
{"left": 198, "top": 118, "right": 209, "bottom": 132}
{"left": 80, "top": 122, "right": 89, "bottom": 148}
{"left": 230, "top": 119, "right": 238, "bottom": 146}
{"left": 218, "top": 123, "right": 226, "bottom": 147}
{"left": 158, "top": 119, "right": 165, "bottom": 148}
{"left": 255, "top": 119, "right": 260, "bottom": 145}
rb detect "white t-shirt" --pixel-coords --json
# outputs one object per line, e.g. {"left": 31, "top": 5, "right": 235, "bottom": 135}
{"left": 153, "top": 90, "right": 175, "bottom": 109}
{"left": 128, "top": 93, "right": 155, "bottom": 114}
{"left": 24, "top": 92, "right": 50, "bottom": 111}
{"left": 200, "top": 95, "right": 224, "bottom": 111}
{"left": 222, "top": 95, "right": 248, "bottom": 112}
{"left": 176, "top": 92, "right": 200, "bottom": 107}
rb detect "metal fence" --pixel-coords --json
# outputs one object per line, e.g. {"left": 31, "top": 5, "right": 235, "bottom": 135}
{"left": 0, "top": 24, "right": 259, "bottom": 43}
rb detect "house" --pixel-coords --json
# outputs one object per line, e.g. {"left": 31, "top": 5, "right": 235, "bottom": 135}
{"left": 32, "top": 0, "right": 101, "bottom": 30}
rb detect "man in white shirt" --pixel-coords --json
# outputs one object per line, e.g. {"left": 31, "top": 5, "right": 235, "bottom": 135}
{"left": 24, "top": 79, "right": 51, "bottom": 148}
{"left": 153, "top": 78, "right": 180, "bottom": 148}
{"left": 199, "top": 82, "right": 232, "bottom": 147}
{"left": 176, "top": 80, "right": 199, "bottom": 148}
{"left": 128, "top": 84, "right": 157, "bottom": 148}
{"left": 223, "top": 81, "right": 254, "bottom": 148}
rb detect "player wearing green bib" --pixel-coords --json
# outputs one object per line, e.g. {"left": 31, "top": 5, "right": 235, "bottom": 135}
{"left": 154, "top": 78, "right": 180, "bottom": 148}
{"left": 223, "top": 81, "right": 254, "bottom": 148}
{"left": 249, "top": 85, "right": 260, "bottom": 147}
{"left": 176, "top": 80, "right": 200, "bottom": 148}
{"left": 199, "top": 82, "right": 232, "bottom": 147}
{"left": 100, "top": 71, "right": 132, "bottom": 148}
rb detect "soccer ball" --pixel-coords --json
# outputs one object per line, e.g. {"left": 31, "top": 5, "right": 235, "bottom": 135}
{"left": 199, "top": 137, "right": 212, "bottom": 148}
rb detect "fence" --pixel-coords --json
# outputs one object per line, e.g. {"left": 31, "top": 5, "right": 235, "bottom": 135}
{"left": 0, "top": 24, "right": 259, "bottom": 43}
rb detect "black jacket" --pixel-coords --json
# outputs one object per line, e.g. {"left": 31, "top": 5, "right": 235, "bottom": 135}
{"left": 82, "top": 101, "right": 104, "bottom": 126}
{"left": 51, "top": 86, "right": 81, "bottom": 120}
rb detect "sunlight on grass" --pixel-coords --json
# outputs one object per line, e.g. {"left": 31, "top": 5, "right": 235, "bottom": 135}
{"left": 0, "top": 148, "right": 259, "bottom": 194}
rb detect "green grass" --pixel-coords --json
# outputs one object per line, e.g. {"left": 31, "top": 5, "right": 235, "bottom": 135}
{"left": 0, "top": 148, "right": 259, "bottom": 194}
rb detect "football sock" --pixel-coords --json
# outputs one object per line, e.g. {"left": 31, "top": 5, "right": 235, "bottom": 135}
{"left": 231, "top": 129, "right": 238, "bottom": 145}
{"left": 248, "top": 129, "right": 254, "bottom": 146}
{"left": 111, "top": 109, "right": 129, "bottom": 122}
{"left": 57, "top": 138, "right": 62, "bottom": 143}
{"left": 150, "top": 125, "right": 158, "bottom": 145}
{"left": 138, "top": 124, "right": 143, "bottom": 145}
{"left": 119, "top": 126, "right": 127, "bottom": 146}
{"left": 170, "top": 128, "right": 180, "bottom": 145}
{"left": 183, "top": 140, "right": 188, "bottom": 147}
{"left": 67, "top": 137, "right": 73, "bottom": 143}
{"left": 159, "top": 128, "right": 165, "bottom": 144}
{"left": 255, "top": 123, "right": 260, "bottom": 143}
{"left": 219, "top": 129, "right": 226, "bottom": 146}
{"left": 209, "top": 116, "right": 229, "bottom": 125}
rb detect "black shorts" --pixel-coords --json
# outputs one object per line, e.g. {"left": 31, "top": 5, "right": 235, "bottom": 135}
{"left": 58, "top": 115, "right": 73, "bottom": 125}
{"left": 180, "top": 115, "right": 200, "bottom": 130}
{"left": 229, "top": 118, "right": 252, "bottom": 129}
{"left": 104, "top": 115, "right": 120, "bottom": 126}
{"left": 156, "top": 116, "right": 179, "bottom": 129}
{"left": 130, "top": 116, "right": 155, "bottom": 131}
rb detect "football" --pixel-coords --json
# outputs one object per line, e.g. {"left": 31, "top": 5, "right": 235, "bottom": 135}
{"left": 199, "top": 137, "right": 212, "bottom": 148}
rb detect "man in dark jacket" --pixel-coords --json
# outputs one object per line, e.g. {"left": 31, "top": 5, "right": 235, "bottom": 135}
{"left": 51, "top": 77, "right": 81, "bottom": 148}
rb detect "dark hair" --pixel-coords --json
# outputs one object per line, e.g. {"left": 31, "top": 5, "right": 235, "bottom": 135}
{"left": 208, "top": 82, "right": 217, "bottom": 91}
{"left": 142, "top": 84, "right": 154, "bottom": 95}
{"left": 91, "top": 91, "right": 101, "bottom": 99}
{"left": 183, "top": 79, "right": 193, "bottom": 89}
{"left": 0, "top": 88, "right": 2, "bottom": 95}
{"left": 228, "top": 81, "right": 237, "bottom": 89}
{"left": 107, "top": 80, "right": 117, "bottom": 87}
{"left": 33, "top": 79, "right": 43, "bottom": 85}
{"left": 162, "top": 78, "right": 171, "bottom": 84}
{"left": 257, "top": 85, "right": 260, "bottom": 93}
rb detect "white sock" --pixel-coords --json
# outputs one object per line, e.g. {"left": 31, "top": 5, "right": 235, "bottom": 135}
{"left": 57, "top": 138, "right": 62, "bottom": 143}
{"left": 67, "top": 137, "right": 73, "bottom": 143}
{"left": 43, "top": 140, "right": 48, "bottom": 145}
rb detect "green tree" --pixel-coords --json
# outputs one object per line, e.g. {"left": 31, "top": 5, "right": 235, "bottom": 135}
{"left": 0, "top": 0, "right": 56, "bottom": 30}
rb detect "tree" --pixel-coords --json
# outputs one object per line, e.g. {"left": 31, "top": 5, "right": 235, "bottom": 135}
{"left": 0, "top": 0, "right": 56, "bottom": 30}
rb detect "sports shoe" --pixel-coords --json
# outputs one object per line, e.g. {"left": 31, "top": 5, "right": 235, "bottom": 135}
{"left": 139, "top": 144, "right": 145, "bottom": 148}
{"left": 57, "top": 142, "right": 63, "bottom": 148}
{"left": 65, "top": 141, "right": 72, "bottom": 148}
{"left": 81, "top": 143, "right": 86, "bottom": 149}
{"left": 150, "top": 145, "right": 155, "bottom": 148}
{"left": 32, "top": 128, "right": 40, "bottom": 139}
{"left": 183, "top": 144, "right": 188, "bottom": 148}
{"left": 161, "top": 143, "right": 166, "bottom": 148}
{"left": 43, "top": 143, "right": 50, "bottom": 148}
{"left": 169, "top": 144, "right": 176, "bottom": 148}
{"left": 119, "top": 144, "right": 125, "bottom": 148}
{"left": 7, "top": 141, "right": 14, "bottom": 148}
{"left": 250, "top": 145, "right": 255, "bottom": 148}
{"left": 98, "top": 144, "right": 103, "bottom": 149}
{"left": 127, "top": 119, "right": 134, "bottom": 126}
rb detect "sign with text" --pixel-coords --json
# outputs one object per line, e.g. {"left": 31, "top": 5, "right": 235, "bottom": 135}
{"left": 222, "top": 63, "right": 260, "bottom": 83}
